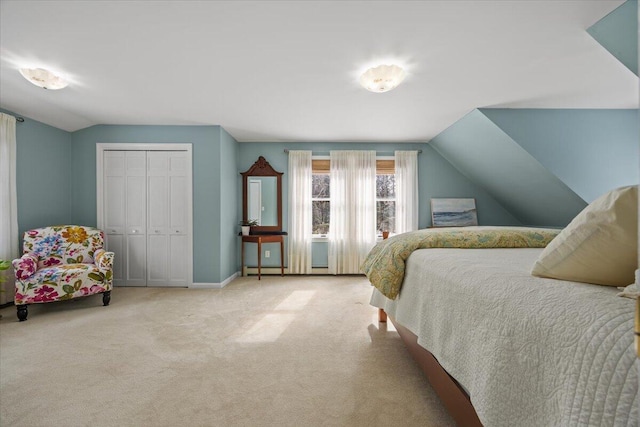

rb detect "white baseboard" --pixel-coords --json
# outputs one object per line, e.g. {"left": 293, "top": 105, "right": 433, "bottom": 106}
{"left": 243, "top": 267, "right": 330, "bottom": 275}
{"left": 190, "top": 272, "right": 239, "bottom": 289}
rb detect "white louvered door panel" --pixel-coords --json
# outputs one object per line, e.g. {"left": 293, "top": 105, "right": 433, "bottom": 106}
{"left": 103, "top": 151, "right": 126, "bottom": 286}
{"left": 146, "top": 151, "right": 189, "bottom": 286}
{"left": 168, "top": 152, "right": 188, "bottom": 286}
{"left": 125, "top": 151, "right": 147, "bottom": 286}
{"left": 147, "top": 152, "right": 170, "bottom": 285}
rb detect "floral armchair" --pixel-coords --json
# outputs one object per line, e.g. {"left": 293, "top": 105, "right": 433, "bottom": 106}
{"left": 12, "top": 225, "right": 114, "bottom": 321}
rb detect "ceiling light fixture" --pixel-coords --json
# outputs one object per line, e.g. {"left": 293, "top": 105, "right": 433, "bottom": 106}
{"left": 359, "top": 64, "right": 406, "bottom": 93}
{"left": 19, "top": 68, "right": 68, "bottom": 90}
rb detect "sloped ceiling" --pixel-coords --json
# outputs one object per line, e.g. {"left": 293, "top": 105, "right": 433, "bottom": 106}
{"left": 428, "top": 107, "right": 638, "bottom": 226}
{"left": 428, "top": 110, "right": 588, "bottom": 227}
{"left": 588, "top": 0, "right": 638, "bottom": 75}
{"left": 480, "top": 109, "right": 639, "bottom": 203}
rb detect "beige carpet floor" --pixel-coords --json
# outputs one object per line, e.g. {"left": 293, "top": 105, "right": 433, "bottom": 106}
{"left": 0, "top": 275, "right": 455, "bottom": 427}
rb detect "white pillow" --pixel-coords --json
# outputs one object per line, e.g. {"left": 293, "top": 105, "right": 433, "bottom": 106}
{"left": 531, "top": 185, "right": 638, "bottom": 286}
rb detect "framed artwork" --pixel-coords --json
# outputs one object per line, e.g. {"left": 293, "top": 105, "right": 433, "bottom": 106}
{"left": 431, "top": 198, "right": 478, "bottom": 227}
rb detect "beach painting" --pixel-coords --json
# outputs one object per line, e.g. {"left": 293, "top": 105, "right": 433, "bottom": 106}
{"left": 431, "top": 198, "right": 478, "bottom": 227}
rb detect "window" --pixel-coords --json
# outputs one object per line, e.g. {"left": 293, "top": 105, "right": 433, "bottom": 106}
{"left": 312, "top": 173, "right": 330, "bottom": 235}
{"left": 376, "top": 173, "right": 395, "bottom": 234}
{"left": 311, "top": 158, "right": 395, "bottom": 236}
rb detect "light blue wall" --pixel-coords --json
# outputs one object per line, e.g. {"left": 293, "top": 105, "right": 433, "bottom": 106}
{"left": 70, "top": 125, "right": 228, "bottom": 283}
{"left": 480, "top": 109, "right": 639, "bottom": 202}
{"left": 1, "top": 109, "right": 73, "bottom": 248}
{"left": 422, "top": 144, "right": 521, "bottom": 226}
{"left": 238, "top": 141, "right": 521, "bottom": 268}
{"left": 429, "top": 109, "right": 588, "bottom": 227}
{"left": 218, "top": 127, "right": 240, "bottom": 282}
{"left": 587, "top": 0, "right": 638, "bottom": 75}
{"left": 10, "top": 107, "right": 636, "bottom": 275}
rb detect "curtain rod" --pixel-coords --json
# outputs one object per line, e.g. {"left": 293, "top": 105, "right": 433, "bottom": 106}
{"left": 3, "top": 113, "right": 24, "bottom": 122}
{"left": 283, "top": 149, "right": 422, "bottom": 154}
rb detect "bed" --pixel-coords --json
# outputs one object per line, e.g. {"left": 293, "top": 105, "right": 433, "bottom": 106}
{"left": 363, "top": 221, "right": 639, "bottom": 426}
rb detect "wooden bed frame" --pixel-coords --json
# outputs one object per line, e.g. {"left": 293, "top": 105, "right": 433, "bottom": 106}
{"left": 379, "top": 308, "right": 483, "bottom": 427}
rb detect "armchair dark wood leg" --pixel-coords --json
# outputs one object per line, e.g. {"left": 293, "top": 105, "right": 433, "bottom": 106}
{"left": 102, "top": 291, "right": 111, "bottom": 306}
{"left": 16, "top": 305, "right": 28, "bottom": 321}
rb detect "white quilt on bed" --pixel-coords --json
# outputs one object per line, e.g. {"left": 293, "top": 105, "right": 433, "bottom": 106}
{"left": 370, "top": 248, "right": 638, "bottom": 427}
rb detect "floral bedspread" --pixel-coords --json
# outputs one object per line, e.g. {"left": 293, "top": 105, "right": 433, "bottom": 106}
{"left": 362, "top": 226, "right": 560, "bottom": 299}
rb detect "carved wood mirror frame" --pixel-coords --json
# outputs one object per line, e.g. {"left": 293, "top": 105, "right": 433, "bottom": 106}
{"left": 241, "top": 156, "right": 283, "bottom": 232}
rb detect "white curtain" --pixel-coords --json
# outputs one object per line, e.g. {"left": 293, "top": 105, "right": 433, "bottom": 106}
{"left": 0, "top": 113, "right": 19, "bottom": 301}
{"left": 395, "top": 151, "right": 419, "bottom": 234}
{"left": 328, "top": 150, "right": 377, "bottom": 274}
{"left": 288, "top": 151, "right": 313, "bottom": 274}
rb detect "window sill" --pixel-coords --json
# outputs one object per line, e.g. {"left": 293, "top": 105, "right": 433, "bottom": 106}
{"left": 311, "top": 235, "right": 394, "bottom": 243}
{"left": 376, "top": 233, "right": 396, "bottom": 241}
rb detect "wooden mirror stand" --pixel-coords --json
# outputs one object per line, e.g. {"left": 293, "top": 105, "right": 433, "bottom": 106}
{"left": 241, "top": 156, "right": 283, "bottom": 233}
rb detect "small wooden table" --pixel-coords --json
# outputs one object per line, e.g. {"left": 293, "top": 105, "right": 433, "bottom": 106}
{"left": 240, "top": 234, "right": 285, "bottom": 280}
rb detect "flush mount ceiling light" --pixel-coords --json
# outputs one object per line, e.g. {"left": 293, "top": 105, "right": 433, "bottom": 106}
{"left": 359, "top": 64, "right": 406, "bottom": 93}
{"left": 19, "top": 67, "right": 68, "bottom": 90}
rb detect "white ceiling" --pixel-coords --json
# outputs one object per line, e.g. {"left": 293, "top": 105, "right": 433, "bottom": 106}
{"left": 0, "top": 1, "right": 636, "bottom": 142}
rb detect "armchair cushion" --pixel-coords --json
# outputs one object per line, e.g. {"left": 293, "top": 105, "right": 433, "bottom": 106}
{"left": 14, "top": 263, "right": 111, "bottom": 305}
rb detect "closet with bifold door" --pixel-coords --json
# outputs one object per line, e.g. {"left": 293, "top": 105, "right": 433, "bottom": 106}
{"left": 97, "top": 144, "right": 193, "bottom": 287}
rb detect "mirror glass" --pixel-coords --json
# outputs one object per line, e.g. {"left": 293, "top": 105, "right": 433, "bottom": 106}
{"left": 247, "top": 176, "right": 277, "bottom": 226}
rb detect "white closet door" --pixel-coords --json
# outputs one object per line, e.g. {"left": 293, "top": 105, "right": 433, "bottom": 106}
{"left": 103, "top": 151, "right": 147, "bottom": 287}
{"left": 100, "top": 145, "right": 191, "bottom": 287}
{"left": 167, "top": 152, "right": 188, "bottom": 286}
{"left": 125, "top": 151, "right": 147, "bottom": 286}
{"left": 103, "top": 151, "right": 126, "bottom": 286}
{"left": 147, "top": 152, "right": 170, "bottom": 286}
{"left": 146, "top": 151, "right": 189, "bottom": 286}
